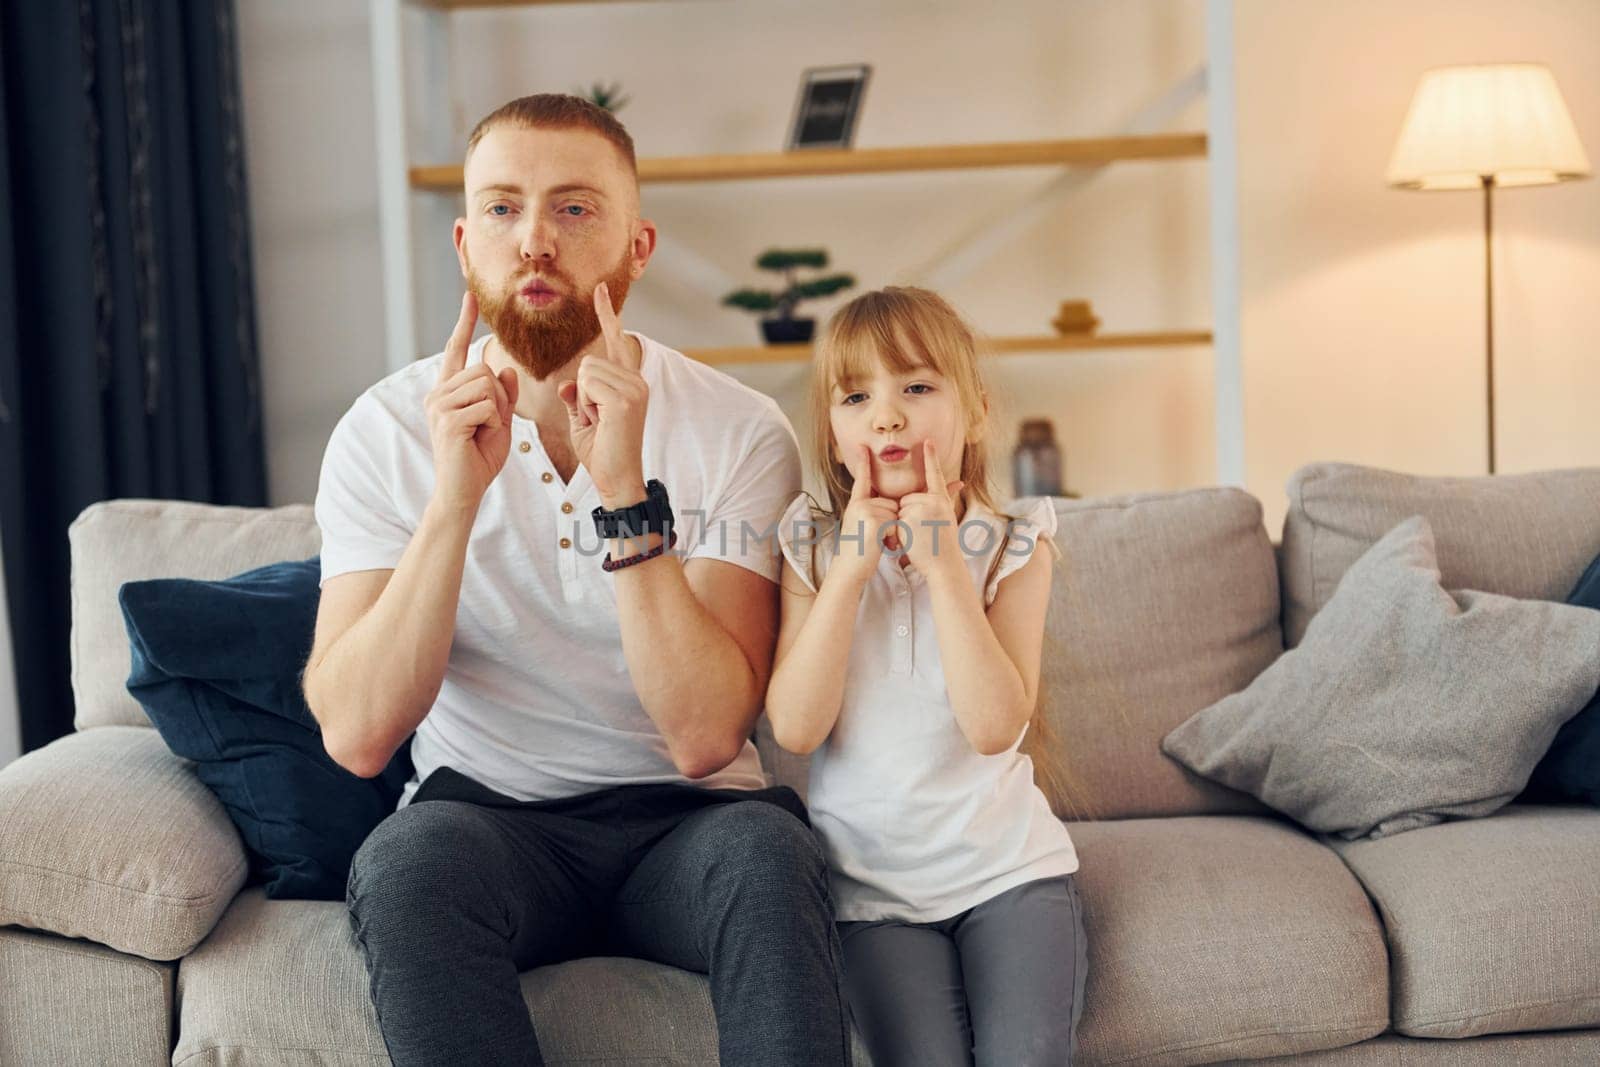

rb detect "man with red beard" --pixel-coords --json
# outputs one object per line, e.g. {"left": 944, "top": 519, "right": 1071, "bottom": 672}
{"left": 303, "top": 95, "right": 849, "bottom": 1066}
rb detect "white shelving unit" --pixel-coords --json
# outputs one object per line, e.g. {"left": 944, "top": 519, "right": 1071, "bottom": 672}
{"left": 368, "top": 0, "right": 1246, "bottom": 485}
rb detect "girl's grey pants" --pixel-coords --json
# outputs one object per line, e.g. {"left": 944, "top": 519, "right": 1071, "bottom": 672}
{"left": 837, "top": 874, "right": 1088, "bottom": 1066}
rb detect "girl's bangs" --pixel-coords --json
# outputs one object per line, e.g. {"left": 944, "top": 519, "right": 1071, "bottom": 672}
{"left": 819, "top": 299, "right": 952, "bottom": 391}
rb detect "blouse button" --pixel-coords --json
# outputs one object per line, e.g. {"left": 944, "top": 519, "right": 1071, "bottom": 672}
{"left": 541, "top": 472, "right": 554, "bottom": 483}
{"left": 895, "top": 624, "right": 910, "bottom": 638}
{"left": 518, "top": 441, "right": 532, "bottom": 453}
{"left": 896, "top": 586, "right": 908, "bottom": 597}
{"left": 560, "top": 502, "right": 574, "bottom": 514}
{"left": 559, "top": 537, "right": 573, "bottom": 549}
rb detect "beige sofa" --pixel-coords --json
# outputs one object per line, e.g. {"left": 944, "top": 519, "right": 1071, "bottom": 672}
{"left": 2, "top": 461, "right": 1598, "bottom": 1066}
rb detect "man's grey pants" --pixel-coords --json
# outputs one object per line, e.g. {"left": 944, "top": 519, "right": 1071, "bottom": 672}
{"left": 837, "top": 875, "right": 1088, "bottom": 1066}
{"left": 346, "top": 767, "right": 852, "bottom": 1066}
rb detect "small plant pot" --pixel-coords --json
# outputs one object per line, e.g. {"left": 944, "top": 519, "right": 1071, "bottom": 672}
{"left": 760, "top": 317, "right": 815, "bottom": 345}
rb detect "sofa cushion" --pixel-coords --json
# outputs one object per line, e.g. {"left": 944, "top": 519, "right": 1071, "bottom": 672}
{"left": 1227, "top": 1031, "right": 1600, "bottom": 1065}
{"left": 120, "top": 557, "right": 413, "bottom": 900}
{"left": 1162, "top": 516, "right": 1600, "bottom": 840}
{"left": 1329, "top": 805, "right": 1600, "bottom": 1039}
{"left": 174, "top": 890, "right": 390, "bottom": 1064}
{"left": 759, "top": 487, "right": 1286, "bottom": 817}
{"left": 1069, "top": 815, "right": 1389, "bottom": 1066}
{"left": 1278, "top": 462, "right": 1600, "bottom": 648}
{"left": 0, "top": 925, "right": 174, "bottom": 1067}
{"left": 176, "top": 888, "right": 875, "bottom": 1065}
{"left": 1523, "top": 545, "right": 1600, "bottom": 805}
{"left": 1042, "top": 489, "right": 1282, "bottom": 820}
{"left": 70, "top": 499, "right": 321, "bottom": 729}
{"left": 0, "top": 726, "right": 247, "bottom": 960}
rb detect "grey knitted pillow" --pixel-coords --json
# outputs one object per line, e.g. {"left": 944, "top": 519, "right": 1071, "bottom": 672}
{"left": 1162, "top": 515, "right": 1600, "bottom": 840}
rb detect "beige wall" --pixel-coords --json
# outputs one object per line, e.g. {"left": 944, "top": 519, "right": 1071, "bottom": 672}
{"left": 435, "top": 0, "right": 1216, "bottom": 504}
{"left": 238, "top": 1, "right": 389, "bottom": 507}
{"left": 238, "top": 0, "right": 1600, "bottom": 541}
{"left": 1235, "top": 0, "right": 1600, "bottom": 536}
{"left": 244, "top": 0, "right": 1215, "bottom": 506}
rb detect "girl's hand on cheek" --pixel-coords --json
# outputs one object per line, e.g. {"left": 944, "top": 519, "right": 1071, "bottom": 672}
{"left": 900, "top": 440, "right": 965, "bottom": 577}
{"left": 830, "top": 444, "right": 899, "bottom": 588}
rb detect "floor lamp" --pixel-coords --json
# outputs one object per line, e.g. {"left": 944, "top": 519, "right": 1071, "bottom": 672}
{"left": 1386, "top": 63, "right": 1591, "bottom": 474}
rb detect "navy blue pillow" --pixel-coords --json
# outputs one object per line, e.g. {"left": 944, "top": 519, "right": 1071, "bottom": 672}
{"left": 120, "top": 558, "right": 412, "bottom": 899}
{"left": 1522, "top": 550, "right": 1600, "bottom": 806}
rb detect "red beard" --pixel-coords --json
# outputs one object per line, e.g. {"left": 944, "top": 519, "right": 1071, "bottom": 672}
{"left": 467, "top": 252, "right": 634, "bottom": 380}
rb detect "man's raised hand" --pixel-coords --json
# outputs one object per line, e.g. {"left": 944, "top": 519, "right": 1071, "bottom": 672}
{"left": 557, "top": 281, "right": 649, "bottom": 506}
{"left": 425, "top": 291, "right": 520, "bottom": 514}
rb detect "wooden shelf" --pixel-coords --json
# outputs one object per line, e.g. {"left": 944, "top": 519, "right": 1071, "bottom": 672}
{"left": 409, "top": 133, "right": 1208, "bottom": 191}
{"left": 683, "top": 331, "right": 1213, "bottom": 367}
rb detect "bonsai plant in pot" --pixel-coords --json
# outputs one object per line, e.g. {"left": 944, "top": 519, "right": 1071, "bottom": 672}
{"left": 722, "top": 249, "right": 855, "bottom": 344}
{"left": 577, "top": 81, "right": 630, "bottom": 112}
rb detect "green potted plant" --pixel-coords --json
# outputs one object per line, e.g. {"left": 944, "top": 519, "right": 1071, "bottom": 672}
{"left": 577, "top": 81, "right": 630, "bottom": 113}
{"left": 722, "top": 249, "right": 855, "bottom": 344}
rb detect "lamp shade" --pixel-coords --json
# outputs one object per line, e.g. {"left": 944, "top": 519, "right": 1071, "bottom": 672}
{"left": 1387, "top": 63, "right": 1591, "bottom": 190}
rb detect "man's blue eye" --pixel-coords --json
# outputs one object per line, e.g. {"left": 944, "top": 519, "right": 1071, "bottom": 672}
{"left": 488, "top": 204, "right": 510, "bottom": 216}
{"left": 563, "top": 205, "right": 586, "bottom": 216}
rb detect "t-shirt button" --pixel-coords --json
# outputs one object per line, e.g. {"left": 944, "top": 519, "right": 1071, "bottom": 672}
{"left": 559, "top": 537, "right": 573, "bottom": 549}
{"left": 519, "top": 441, "right": 532, "bottom": 454}
{"left": 895, "top": 624, "right": 909, "bottom": 638}
{"left": 560, "top": 502, "right": 574, "bottom": 514}
{"left": 541, "top": 472, "right": 554, "bottom": 483}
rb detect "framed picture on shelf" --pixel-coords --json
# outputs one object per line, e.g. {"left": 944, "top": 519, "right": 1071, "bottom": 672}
{"left": 786, "top": 64, "right": 871, "bottom": 150}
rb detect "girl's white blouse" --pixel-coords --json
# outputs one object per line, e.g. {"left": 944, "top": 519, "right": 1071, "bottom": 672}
{"left": 778, "top": 493, "right": 1080, "bottom": 923}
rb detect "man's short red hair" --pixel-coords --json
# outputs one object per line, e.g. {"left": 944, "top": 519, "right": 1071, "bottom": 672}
{"left": 465, "top": 93, "right": 637, "bottom": 179}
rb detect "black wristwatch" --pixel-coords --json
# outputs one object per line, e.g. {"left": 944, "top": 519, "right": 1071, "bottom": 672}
{"left": 591, "top": 479, "right": 674, "bottom": 540}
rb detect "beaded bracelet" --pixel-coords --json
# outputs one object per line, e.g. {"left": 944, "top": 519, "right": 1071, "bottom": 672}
{"left": 601, "top": 530, "right": 679, "bottom": 573}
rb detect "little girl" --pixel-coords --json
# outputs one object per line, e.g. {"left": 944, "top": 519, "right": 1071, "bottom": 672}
{"left": 766, "top": 287, "right": 1087, "bottom": 1066}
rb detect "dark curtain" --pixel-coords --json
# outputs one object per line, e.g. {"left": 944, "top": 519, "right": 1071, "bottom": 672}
{"left": 0, "top": 0, "right": 267, "bottom": 753}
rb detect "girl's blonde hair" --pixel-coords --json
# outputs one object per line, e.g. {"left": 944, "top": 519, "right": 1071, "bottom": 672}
{"left": 803, "top": 286, "right": 1085, "bottom": 819}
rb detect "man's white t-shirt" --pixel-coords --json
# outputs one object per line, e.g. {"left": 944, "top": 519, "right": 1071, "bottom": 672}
{"left": 314, "top": 331, "right": 802, "bottom": 806}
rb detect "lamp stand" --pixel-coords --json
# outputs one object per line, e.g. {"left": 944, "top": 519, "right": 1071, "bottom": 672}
{"left": 1481, "top": 174, "right": 1497, "bottom": 475}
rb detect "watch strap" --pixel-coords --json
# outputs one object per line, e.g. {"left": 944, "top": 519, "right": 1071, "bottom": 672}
{"left": 591, "top": 479, "right": 674, "bottom": 540}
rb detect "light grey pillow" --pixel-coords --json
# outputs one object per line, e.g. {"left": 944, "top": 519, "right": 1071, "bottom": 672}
{"left": 1161, "top": 515, "right": 1600, "bottom": 840}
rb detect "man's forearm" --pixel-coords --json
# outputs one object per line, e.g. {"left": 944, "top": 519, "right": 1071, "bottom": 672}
{"left": 609, "top": 545, "right": 761, "bottom": 778}
{"left": 306, "top": 501, "right": 476, "bottom": 775}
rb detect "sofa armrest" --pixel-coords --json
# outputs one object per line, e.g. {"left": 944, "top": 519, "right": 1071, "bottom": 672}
{"left": 0, "top": 726, "right": 247, "bottom": 961}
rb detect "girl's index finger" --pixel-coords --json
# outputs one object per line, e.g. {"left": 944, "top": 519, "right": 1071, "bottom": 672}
{"left": 922, "top": 439, "right": 948, "bottom": 498}
{"left": 847, "top": 444, "right": 874, "bottom": 502}
{"left": 593, "top": 281, "right": 636, "bottom": 371}
{"left": 441, "top": 291, "right": 477, "bottom": 382}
